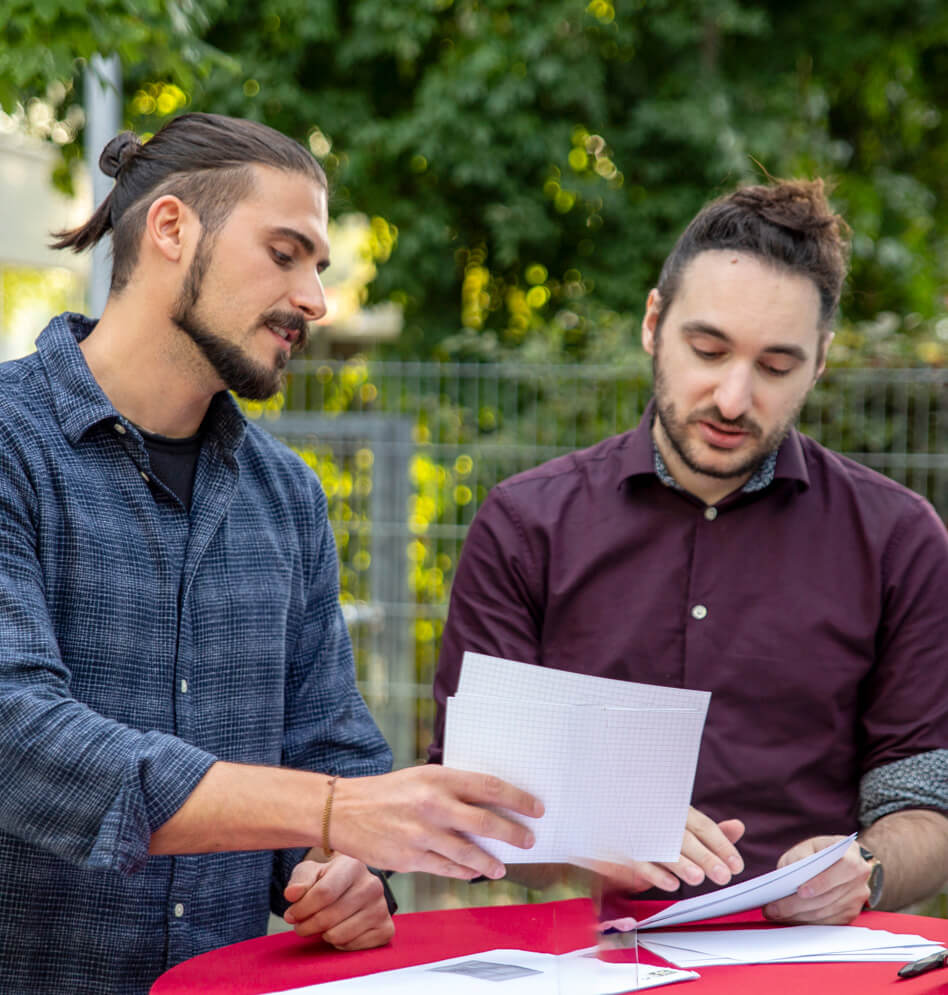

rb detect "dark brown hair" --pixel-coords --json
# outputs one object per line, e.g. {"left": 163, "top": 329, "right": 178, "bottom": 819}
{"left": 52, "top": 112, "right": 326, "bottom": 293}
{"left": 655, "top": 179, "right": 851, "bottom": 335}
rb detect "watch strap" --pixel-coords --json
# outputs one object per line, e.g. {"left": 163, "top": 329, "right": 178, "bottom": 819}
{"left": 858, "top": 844, "right": 884, "bottom": 909}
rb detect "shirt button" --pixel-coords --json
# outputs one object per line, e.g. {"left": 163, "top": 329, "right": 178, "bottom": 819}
{"left": 173, "top": 903, "right": 185, "bottom": 918}
{"left": 114, "top": 422, "right": 127, "bottom": 435}
{"left": 180, "top": 679, "right": 188, "bottom": 694}
{"left": 691, "top": 604, "right": 708, "bottom": 620}
{"left": 704, "top": 506, "right": 718, "bottom": 521}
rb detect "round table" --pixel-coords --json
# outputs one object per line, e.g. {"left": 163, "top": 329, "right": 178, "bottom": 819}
{"left": 152, "top": 898, "right": 948, "bottom": 994}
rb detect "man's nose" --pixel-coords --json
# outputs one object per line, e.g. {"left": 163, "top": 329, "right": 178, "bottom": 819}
{"left": 290, "top": 270, "right": 328, "bottom": 322}
{"left": 713, "top": 364, "right": 753, "bottom": 421}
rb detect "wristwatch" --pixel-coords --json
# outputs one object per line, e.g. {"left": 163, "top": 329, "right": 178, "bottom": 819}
{"left": 859, "top": 844, "right": 885, "bottom": 909}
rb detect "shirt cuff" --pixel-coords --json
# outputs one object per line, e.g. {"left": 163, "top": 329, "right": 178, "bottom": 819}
{"left": 859, "top": 749, "right": 948, "bottom": 826}
{"left": 87, "top": 736, "right": 217, "bottom": 875}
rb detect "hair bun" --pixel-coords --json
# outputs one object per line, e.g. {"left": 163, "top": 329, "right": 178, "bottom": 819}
{"left": 99, "top": 132, "right": 142, "bottom": 179}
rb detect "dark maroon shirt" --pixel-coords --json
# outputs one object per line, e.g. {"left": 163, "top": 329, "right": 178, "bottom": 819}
{"left": 430, "top": 402, "right": 948, "bottom": 896}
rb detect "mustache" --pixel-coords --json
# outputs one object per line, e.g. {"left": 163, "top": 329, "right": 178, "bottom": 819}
{"left": 261, "top": 308, "right": 309, "bottom": 349}
{"left": 687, "top": 406, "right": 762, "bottom": 438}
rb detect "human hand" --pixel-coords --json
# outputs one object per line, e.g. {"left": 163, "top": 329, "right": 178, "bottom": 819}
{"left": 330, "top": 766, "right": 543, "bottom": 881}
{"left": 763, "top": 836, "right": 870, "bottom": 924}
{"left": 283, "top": 854, "right": 394, "bottom": 950}
{"left": 578, "top": 806, "right": 745, "bottom": 893}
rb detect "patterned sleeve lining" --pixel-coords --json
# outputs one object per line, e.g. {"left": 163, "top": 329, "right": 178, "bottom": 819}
{"left": 859, "top": 749, "right": 948, "bottom": 826}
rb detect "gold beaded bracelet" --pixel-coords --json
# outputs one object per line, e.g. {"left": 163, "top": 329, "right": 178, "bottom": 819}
{"left": 322, "top": 775, "right": 339, "bottom": 858}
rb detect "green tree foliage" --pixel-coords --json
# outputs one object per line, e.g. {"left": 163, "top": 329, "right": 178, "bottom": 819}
{"left": 185, "top": 0, "right": 776, "bottom": 358}
{"left": 173, "top": 0, "right": 948, "bottom": 364}
{"left": 720, "top": 0, "right": 948, "bottom": 364}
{"left": 5, "top": 0, "right": 948, "bottom": 363}
{"left": 0, "top": 0, "right": 230, "bottom": 112}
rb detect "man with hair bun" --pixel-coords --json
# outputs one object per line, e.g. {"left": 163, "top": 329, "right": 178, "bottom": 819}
{"left": 431, "top": 178, "right": 948, "bottom": 925}
{"left": 0, "top": 112, "right": 542, "bottom": 994}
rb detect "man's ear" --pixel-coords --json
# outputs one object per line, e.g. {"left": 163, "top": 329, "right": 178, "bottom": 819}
{"left": 814, "top": 330, "right": 835, "bottom": 382}
{"left": 144, "top": 195, "right": 196, "bottom": 263}
{"left": 642, "top": 289, "right": 662, "bottom": 356}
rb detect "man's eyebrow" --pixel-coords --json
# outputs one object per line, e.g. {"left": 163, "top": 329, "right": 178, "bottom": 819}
{"left": 761, "top": 343, "right": 808, "bottom": 361}
{"left": 682, "top": 320, "right": 730, "bottom": 342}
{"left": 682, "top": 320, "right": 809, "bottom": 362}
{"left": 270, "top": 226, "right": 318, "bottom": 257}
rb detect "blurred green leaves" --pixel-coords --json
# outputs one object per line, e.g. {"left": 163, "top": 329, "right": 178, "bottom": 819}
{"left": 0, "top": 0, "right": 234, "bottom": 112}
{"left": 5, "top": 0, "right": 948, "bottom": 365}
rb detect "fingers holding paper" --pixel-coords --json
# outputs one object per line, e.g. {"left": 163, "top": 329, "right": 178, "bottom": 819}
{"left": 330, "top": 766, "right": 543, "bottom": 881}
{"left": 581, "top": 806, "right": 745, "bottom": 893}
{"left": 673, "top": 808, "right": 745, "bottom": 887}
{"left": 763, "top": 836, "right": 869, "bottom": 924}
{"left": 283, "top": 854, "right": 394, "bottom": 950}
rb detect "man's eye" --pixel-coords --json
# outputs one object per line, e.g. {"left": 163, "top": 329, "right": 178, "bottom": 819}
{"left": 272, "top": 249, "right": 292, "bottom": 267}
{"left": 760, "top": 363, "right": 793, "bottom": 377}
{"left": 693, "top": 347, "right": 723, "bottom": 360}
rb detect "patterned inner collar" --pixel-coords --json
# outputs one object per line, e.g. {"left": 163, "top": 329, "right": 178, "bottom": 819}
{"left": 652, "top": 443, "right": 778, "bottom": 496}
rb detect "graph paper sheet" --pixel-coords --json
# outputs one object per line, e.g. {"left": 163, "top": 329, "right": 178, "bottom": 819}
{"left": 443, "top": 652, "right": 710, "bottom": 864}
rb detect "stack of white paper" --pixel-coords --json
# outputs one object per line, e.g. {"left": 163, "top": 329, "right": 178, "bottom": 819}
{"left": 443, "top": 652, "right": 710, "bottom": 865}
{"left": 639, "top": 926, "right": 947, "bottom": 967}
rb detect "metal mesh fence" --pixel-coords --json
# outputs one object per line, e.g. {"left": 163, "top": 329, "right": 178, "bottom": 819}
{"left": 254, "top": 360, "right": 947, "bottom": 912}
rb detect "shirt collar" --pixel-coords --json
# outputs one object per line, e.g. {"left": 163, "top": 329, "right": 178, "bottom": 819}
{"left": 37, "top": 312, "right": 247, "bottom": 455}
{"left": 619, "top": 397, "right": 810, "bottom": 494}
{"left": 653, "top": 443, "right": 779, "bottom": 494}
{"left": 772, "top": 426, "right": 810, "bottom": 488}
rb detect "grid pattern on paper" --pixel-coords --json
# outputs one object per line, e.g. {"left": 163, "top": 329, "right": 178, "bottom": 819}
{"left": 446, "top": 655, "right": 708, "bottom": 863}
{"left": 584, "top": 707, "right": 706, "bottom": 862}
{"left": 444, "top": 692, "right": 577, "bottom": 861}
{"left": 459, "top": 652, "right": 710, "bottom": 718}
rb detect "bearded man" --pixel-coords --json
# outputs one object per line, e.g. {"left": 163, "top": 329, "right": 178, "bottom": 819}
{"left": 430, "top": 179, "right": 948, "bottom": 925}
{"left": 0, "top": 112, "right": 541, "bottom": 995}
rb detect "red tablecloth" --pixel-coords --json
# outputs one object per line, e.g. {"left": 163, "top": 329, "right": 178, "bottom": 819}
{"left": 151, "top": 898, "right": 948, "bottom": 994}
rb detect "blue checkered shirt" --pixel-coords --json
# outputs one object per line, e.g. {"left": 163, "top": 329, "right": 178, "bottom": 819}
{"left": 0, "top": 314, "right": 392, "bottom": 994}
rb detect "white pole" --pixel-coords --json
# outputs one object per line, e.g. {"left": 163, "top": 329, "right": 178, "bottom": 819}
{"left": 83, "top": 54, "right": 122, "bottom": 318}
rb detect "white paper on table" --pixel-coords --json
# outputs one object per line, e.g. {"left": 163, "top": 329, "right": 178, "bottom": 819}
{"left": 443, "top": 653, "right": 710, "bottom": 864}
{"left": 639, "top": 925, "right": 947, "bottom": 967}
{"left": 638, "top": 946, "right": 938, "bottom": 969}
{"left": 258, "top": 947, "right": 699, "bottom": 995}
{"left": 635, "top": 834, "right": 857, "bottom": 930}
{"left": 558, "top": 946, "right": 699, "bottom": 992}
{"left": 769, "top": 948, "right": 948, "bottom": 964}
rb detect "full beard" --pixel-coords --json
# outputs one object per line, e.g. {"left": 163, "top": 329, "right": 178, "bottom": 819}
{"left": 652, "top": 353, "right": 803, "bottom": 482}
{"left": 172, "top": 308, "right": 294, "bottom": 401}
{"left": 171, "top": 234, "right": 307, "bottom": 401}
